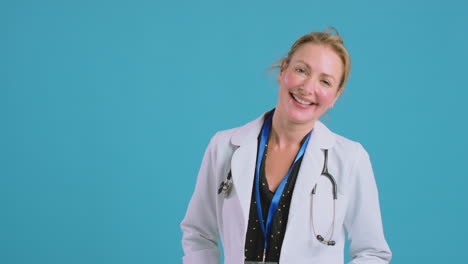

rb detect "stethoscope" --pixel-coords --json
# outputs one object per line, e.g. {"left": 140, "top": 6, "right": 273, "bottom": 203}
{"left": 218, "top": 148, "right": 338, "bottom": 248}
{"left": 311, "top": 149, "right": 337, "bottom": 246}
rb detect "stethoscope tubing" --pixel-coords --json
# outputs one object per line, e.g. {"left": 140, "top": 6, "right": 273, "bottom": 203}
{"left": 311, "top": 149, "right": 337, "bottom": 246}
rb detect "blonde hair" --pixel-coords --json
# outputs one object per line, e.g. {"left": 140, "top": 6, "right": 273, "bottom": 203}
{"left": 273, "top": 27, "right": 351, "bottom": 93}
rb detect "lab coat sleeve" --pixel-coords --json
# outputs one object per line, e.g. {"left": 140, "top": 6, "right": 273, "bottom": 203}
{"left": 344, "top": 145, "right": 392, "bottom": 264}
{"left": 180, "top": 133, "right": 221, "bottom": 264}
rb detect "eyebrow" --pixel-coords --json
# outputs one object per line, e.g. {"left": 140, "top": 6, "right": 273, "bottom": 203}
{"left": 295, "top": 60, "right": 336, "bottom": 81}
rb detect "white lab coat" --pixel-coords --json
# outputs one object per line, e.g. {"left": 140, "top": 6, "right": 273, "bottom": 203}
{"left": 181, "top": 111, "right": 392, "bottom": 264}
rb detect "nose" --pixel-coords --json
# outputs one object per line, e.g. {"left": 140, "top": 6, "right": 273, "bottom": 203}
{"left": 299, "top": 78, "right": 317, "bottom": 96}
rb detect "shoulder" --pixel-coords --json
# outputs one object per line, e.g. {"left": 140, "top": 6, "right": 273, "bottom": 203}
{"left": 210, "top": 127, "right": 238, "bottom": 146}
{"left": 200, "top": 114, "right": 264, "bottom": 173}
{"left": 202, "top": 114, "right": 261, "bottom": 159}
{"left": 207, "top": 111, "right": 267, "bottom": 149}
{"left": 334, "top": 132, "right": 367, "bottom": 155}
{"left": 323, "top": 124, "right": 376, "bottom": 191}
{"left": 322, "top": 123, "right": 370, "bottom": 162}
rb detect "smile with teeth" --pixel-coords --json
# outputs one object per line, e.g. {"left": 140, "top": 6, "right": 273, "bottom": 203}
{"left": 291, "top": 93, "right": 315, "bottom": 106}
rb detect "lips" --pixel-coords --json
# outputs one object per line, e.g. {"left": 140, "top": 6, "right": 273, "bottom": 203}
{"left": 290, "top": 93, "right": 316, "bottom": 106}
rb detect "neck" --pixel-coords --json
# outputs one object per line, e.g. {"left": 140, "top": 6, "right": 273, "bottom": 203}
{"left": 270, "top": 111, "right": 315, "bottom": 149}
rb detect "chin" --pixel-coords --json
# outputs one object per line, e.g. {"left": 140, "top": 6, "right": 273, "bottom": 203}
{"left": 285, "top": 108, "right": 318, "bottom": 125}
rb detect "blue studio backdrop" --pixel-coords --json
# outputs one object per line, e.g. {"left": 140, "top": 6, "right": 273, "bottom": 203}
{"left": 2, "top": 0, "right": 468, "bottom": 263}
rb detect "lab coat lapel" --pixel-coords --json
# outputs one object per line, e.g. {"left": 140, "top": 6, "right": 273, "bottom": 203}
{"left": 230, "top": 112, "right": 267, "bottom": 232}
{"left": 230, "top": 140, "right": 257, "bottom": 232}
{"left": 288, "top": 121, "right": 335, "bottom": 219}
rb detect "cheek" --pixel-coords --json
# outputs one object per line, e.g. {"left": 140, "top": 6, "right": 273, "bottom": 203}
{"left": 280, "top": 71, "right": 303, "bottom": 88}
{"left": 316, "top": 89, "right": 337, "bottom": 105}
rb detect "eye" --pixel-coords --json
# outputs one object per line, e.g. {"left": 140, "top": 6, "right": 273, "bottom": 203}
{"left": 321, "top": 80, "right": 331, "bottom": 87}
{"left": 295, "top": 67, "right": 306, "bottom": 74}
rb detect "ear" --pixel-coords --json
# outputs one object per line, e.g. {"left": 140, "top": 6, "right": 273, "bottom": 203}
{"left": 277, "top": 61, "right": 286, "bottom": 83}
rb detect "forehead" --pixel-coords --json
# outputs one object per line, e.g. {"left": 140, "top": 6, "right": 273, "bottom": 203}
{"left": 290, "top": 43, "right": 343, "bottom": 79}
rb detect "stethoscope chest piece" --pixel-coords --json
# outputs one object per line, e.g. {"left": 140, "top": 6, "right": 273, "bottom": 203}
{"left": 218, "top": 170, "right": 233, "bottom": 198}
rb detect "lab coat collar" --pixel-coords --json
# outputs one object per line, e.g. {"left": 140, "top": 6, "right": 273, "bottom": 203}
{"left": 229, "top": 110, "right": 337, "bottom": 232}
{"left": 230, "top": 110, "right": 336, "bottom": 149}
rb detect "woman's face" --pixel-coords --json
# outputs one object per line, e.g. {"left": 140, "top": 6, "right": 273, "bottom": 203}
{"left": 276, "top": 43, "right": 343, "bottom": 126}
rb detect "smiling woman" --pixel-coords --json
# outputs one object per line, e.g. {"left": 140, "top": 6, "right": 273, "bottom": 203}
{"left": 181, "top": 28, "right": 392, "bottom": 264}
{"left": 274, "top": 43, "right": 344, "bottom": 129}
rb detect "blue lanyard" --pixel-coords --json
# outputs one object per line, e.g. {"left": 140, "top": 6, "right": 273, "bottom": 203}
{"left": 254, "top": 112, "right": 312, "bottom": 260}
